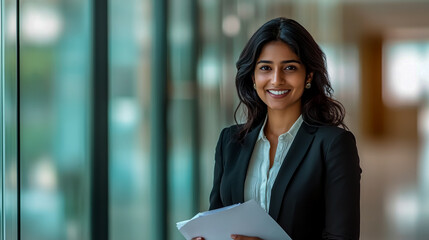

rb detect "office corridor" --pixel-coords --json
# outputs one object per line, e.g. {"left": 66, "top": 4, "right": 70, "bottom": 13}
{"left": 2, "top": 0, "right": 429, "bottom": 239}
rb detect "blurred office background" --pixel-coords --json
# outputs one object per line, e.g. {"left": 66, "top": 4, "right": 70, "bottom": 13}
{"left": 1, "top": 0, "right": 429, "bottom": 239}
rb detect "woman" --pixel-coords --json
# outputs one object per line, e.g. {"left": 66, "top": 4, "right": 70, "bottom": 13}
{"left": 195, "top": 17, "right": 361, "bottom": 240}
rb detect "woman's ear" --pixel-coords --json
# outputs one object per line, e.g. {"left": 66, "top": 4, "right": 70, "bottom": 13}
{"left": 307, "top": 72, "right": 314, "bottom": 82}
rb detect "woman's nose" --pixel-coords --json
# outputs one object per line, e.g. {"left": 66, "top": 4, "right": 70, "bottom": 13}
{"left": 271, "top": 69, "right": 284, "bottom": 86}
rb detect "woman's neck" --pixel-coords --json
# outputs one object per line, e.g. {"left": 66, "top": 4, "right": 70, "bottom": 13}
{"left": 265, "top": 109, "right": 301, "bottom": 138}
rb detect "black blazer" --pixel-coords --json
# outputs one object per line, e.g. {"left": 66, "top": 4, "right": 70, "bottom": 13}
{"left": 209, "top": 121, "right": 361, "bottom": 240}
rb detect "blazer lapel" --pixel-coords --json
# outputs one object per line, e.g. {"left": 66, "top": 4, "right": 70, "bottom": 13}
{"left": 231, "top": 122, "right": 263, "bottom": 203}
{"left": 268, "top": 122, "right": 317, "bottom": 220}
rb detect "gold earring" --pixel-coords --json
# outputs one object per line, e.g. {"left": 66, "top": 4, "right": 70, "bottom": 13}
{"left": 305, "top": 82, "right": 311, "bottom": 89}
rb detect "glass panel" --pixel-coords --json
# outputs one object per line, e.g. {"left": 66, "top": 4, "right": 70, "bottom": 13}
{"left": 108, "top": 0, "right": 153, "bottom": 239}
{"left": 167, "top": 0, "right": 198, "bottom": 239}
{"left": 19, "top": 1, "right": 91, "bottom": 239}
{"left": 197, "top": 0, "right": 224, "bottom": 215}
{"left": 2, "top": 0, "right": 19, "bottom": 239}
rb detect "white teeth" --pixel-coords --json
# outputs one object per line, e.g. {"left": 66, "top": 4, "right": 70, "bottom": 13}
{"left": 268, "top": 90, "right": 290, "bottom": 95}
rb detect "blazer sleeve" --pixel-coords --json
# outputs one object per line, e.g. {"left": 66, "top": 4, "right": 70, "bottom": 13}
{"left": 323, "top": 131, "right": 361, "bottom": 240}
{"left": 209, "top": 128, "right": 227, "bottom": 210}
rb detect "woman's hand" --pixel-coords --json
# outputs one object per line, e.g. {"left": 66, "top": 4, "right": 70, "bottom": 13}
{"left": 192, "top": 235, "right": 262, "bottom": 240}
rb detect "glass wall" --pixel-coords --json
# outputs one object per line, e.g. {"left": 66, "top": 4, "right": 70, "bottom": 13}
{"left": 108, "top": 0, "right": 153, "bottom": 239}
{"left": 197, "top": 0, "right": 224, "bottom": 214}
{"left": 167, "top": 0, "right": 199, "bottom": 239}
{"left": 19, "top": 0, "right": 92, "bottom": 239}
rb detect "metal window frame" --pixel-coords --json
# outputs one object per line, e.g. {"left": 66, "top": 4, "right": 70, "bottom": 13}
{"left": 150, "top": 0, "right": 168, "bottom": 239}
{"left": 1, "top": 0, "right": 20, "bottom": 239}
{"left": 91, "top": 0, "right": 109, "bottom": 239}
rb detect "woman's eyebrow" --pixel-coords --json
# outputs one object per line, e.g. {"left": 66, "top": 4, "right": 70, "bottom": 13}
{"left": 256, "top": 60, "right": 302, "bottom": 64}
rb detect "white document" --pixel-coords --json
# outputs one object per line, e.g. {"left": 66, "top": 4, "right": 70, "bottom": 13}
{"left": 176, "top": 200, "right": 291, "bottom": 240}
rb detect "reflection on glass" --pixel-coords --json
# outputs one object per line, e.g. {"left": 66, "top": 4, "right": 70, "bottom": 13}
{"left": 167, "top": 0, "right": 199, "bottom": 239}
{"left": 108, "top": 0, "right": 153, "bottom": 239}
{"left": 197, "top": 0, "right": 223, "bottom": 216}
{"left": 20, "top": 1, "right": 91, "bottom": 239}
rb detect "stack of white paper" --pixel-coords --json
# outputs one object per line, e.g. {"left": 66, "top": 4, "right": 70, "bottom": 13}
{"left": 176, "top": 200, "right": 291, "bottom": 240}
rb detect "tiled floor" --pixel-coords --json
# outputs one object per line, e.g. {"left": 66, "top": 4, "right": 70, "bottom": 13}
{"left": 359, "top": 137, "right": 429, "bottom": 240}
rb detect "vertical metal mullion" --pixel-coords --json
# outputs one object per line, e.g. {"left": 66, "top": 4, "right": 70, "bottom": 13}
{"left": 151, "top": 0, "right": 168, "bottom": 239}
{"left": 91, "top": 0, "right": 109, "bottom": 239}
{"left": 1, "top": 0, "right": 19, "bottom": 239}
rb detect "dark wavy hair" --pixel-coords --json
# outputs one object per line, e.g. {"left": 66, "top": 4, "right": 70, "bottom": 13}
{"left": 234, "top": 17, "right": 346, "bottom": 141}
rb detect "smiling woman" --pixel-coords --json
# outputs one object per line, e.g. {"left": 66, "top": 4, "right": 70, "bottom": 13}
{"left": 193, "top": 17, "right": 361, "bottom": 240}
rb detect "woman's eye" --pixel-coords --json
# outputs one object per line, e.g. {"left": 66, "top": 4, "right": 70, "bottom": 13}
{"left": 285, "top": 65, "right": 297, "bottom": 71}
{"left": 260, "top": 66, "right": 271, "bottom": 71}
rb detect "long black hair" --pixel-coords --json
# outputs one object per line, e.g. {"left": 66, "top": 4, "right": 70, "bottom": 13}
{"left": 234, "top": 17, "right": 346, "bottom": 141}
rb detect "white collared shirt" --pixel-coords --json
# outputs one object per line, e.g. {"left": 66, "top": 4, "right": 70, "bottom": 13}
{"left": 244, "top": 115, "right": 303, "bottom": 212}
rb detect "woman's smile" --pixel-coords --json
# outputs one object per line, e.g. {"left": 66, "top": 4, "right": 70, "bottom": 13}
{"left": 266, "top": 89, "right": 290, "bottom": 97}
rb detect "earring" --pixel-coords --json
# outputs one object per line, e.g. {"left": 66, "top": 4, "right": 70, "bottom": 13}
{"left": 253, "top": 83, "right": 256, "bottom": 89}
{"left": 305, "top": 82, "right": 311, "bottom": 89}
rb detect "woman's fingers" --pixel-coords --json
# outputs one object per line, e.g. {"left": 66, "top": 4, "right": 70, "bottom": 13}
{"left": 191, "top": 237, "right": 204, "bottom": 240}
{"left": 231, "top": 234, "right": 262, "bottom": 240}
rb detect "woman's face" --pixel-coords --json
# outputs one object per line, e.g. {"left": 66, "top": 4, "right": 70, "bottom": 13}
{"left": 253, "top": 40, "right": 311, "bottom": 114}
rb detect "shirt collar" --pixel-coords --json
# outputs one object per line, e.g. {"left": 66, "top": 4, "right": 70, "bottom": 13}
{"left": 257, "top": 117, "right": 269, "bottom": 141}
{"left": 257, "top": 115, "right": 304, "bottom": 141}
